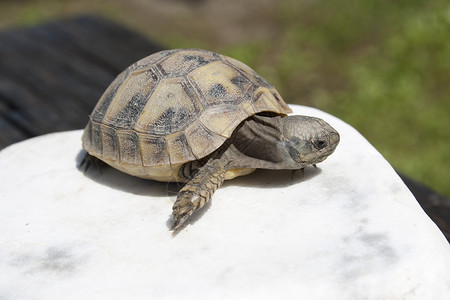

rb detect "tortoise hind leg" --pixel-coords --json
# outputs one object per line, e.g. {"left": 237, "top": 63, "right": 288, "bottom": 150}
{"left": 79, "top": 152, "right": 106, "bottom": 173}
{"left": 171, "top": 159, "right": 226, "bottom": 231}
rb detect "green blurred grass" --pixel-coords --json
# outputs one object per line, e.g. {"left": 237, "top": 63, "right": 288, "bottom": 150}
{"left": 1, "top": 0, "right": 449, "bottom": 196}
{"left": 222, "top": 0, "right": 450, "bottom": 197}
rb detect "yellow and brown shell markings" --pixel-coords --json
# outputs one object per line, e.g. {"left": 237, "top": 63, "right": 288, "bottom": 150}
{"left": 82, "top": 48, "right": 291, "bottom": 182}
{"left": 82, "top": 49, "right": 339, "bottom": 231}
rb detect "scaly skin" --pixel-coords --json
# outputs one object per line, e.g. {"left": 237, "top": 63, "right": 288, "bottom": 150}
{"left": 171, "top": 159, "right": 226, "bottom": 231}
{"left": 170, "top": 115, "right": 339, "bottom": 231}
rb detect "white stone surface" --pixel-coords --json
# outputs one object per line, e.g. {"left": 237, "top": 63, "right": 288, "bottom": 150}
{"left": 0, "top": 105, "right": 449, "bottom": 300}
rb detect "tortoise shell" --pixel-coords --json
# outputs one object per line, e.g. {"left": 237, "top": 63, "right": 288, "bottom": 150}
{"left": 82, "top": 49, "right": 292, "bottom": 181}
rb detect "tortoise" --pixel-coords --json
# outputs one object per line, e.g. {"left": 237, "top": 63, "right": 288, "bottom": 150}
{"left": 81, "top": 48, "right": 340, "bottom": 231}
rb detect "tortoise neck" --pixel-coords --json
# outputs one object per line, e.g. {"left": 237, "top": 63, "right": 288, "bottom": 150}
{"left": 240, "top": 114, "right": 284, "bottom": 143}
{"left": 217, "top": 115, "right": 287, "bottom": 169}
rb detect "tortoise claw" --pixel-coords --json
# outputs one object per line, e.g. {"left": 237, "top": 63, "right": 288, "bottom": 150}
{"left": 79, "top": 152, "right": 105, "bottom": 174}
{"left": 171, "top": 214, "right": 190, "bottom": 232}
{"left": 79, "top": 152, "right": 91, "bottom": 173}
{"left": 170, "top": 192, "right": 197, "bottom": 231}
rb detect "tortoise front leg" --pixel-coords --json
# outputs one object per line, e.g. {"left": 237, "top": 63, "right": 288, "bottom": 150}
{"left": 171, "top": 159, "right": 226, "bottom": 231}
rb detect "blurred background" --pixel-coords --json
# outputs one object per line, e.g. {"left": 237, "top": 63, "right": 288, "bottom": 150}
{"left": 0, "top": 0, "right": 449, "bottom": 197}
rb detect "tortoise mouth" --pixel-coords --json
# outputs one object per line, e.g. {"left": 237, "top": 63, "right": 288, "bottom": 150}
{"left": 312, "top": 132, "right": 340, "bottom": 164}
{"left": 312, "top": 153, "right": 330, "bottom": 164}
{"left": 297, "top": 153, "right": 328, "bottom": 166}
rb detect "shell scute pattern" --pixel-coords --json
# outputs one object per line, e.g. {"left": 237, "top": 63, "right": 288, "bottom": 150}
{"left": 117, "top": 130, "right": 142, "bottom": 165}
{"left": 230, "top": 74, "right": 250, "bottom": 90}
{"left": 87, "top": 121, "right": 102, "bottom": 157}
{"left": 83, "top": 49, "right": 292, "bottom": 172}
{"left": 165, "top": 132, "right": 195, "bottom": 165}
{"left": 133, "top": 77, "right": 200, "bottom": 135}
{"left": 140, "top": 134, "right": 170, "bottom": 166}
{"left": 184, "top": 121, "right": 227, "bottom": 159}
{"left": 199, "top": 105, "right": 249, "bottom": 138}
{"left": 157, "top": 49, "right": 219, "bottom": 77}
{"left": 187, "top": 60, "right": 253, "bottom": 106}
{"left": 220, "top": 55, "right": 273, "bottom": 88}
{"left": 100, "top": 124, "right": 119, "bottom": 161}
{"left": 91, "top": 69, "right": 130, "bottom": 124}
{"left": 129, "top": 49, "right": 175, "bottom": 72}
{"left": 102, "top": 68, "right": 160, "bottom": 130}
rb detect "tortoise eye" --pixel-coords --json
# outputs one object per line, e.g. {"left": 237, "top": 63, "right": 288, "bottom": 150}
{"left": 314, "top": 140, "right": 327, "bottom": 150}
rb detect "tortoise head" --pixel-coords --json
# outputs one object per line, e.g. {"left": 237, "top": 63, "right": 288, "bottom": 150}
{"left": 278, "top": 115, "right": 340, "bottom": 168}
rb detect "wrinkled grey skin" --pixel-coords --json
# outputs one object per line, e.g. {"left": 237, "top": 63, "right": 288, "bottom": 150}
{"left": 172, "top": 114, "right": 340, "bottom": 231}
{"left": 225, "top": 115, "right": 339, "bottom": 170}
